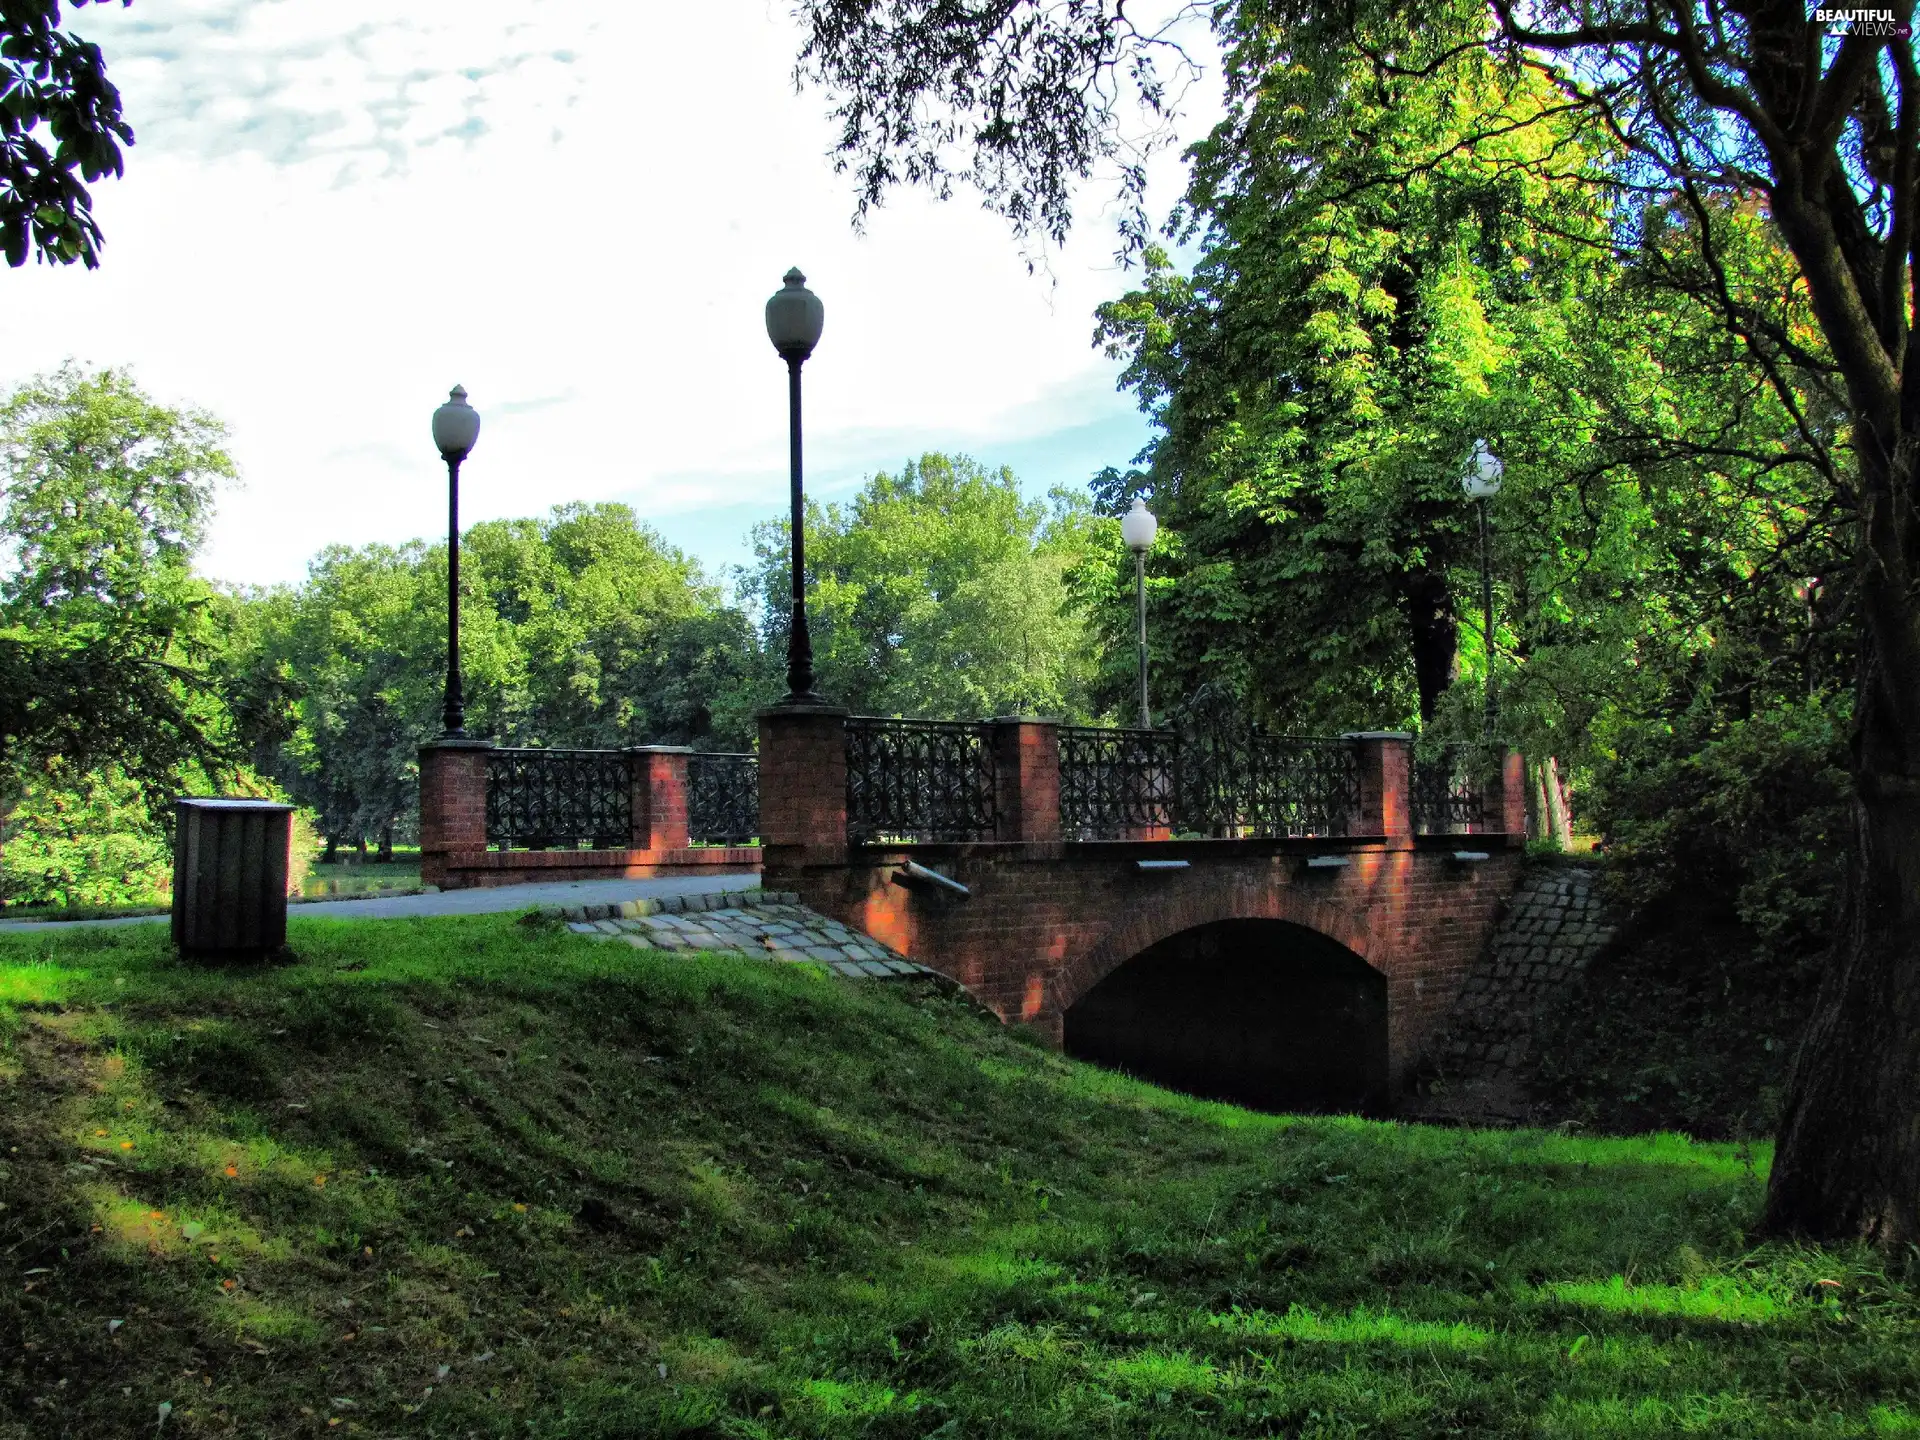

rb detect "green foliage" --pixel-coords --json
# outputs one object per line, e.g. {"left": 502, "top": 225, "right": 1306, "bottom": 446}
{"left": 0, "top": 363, "right": 238, "bottom": 798}
{"left": 1594, "top": 697, "right": 1851, "bottom": 959}
{"left": 745, "top": 453, "right": 1102, "bottom": 719}
{"left": 0, "top": 760, "right": 170, "bottom": 908}
{"left": 0, "top": 1, "right": 135, "bottom": 268}
{"left": 2, "top": 916, "right": 1916, "bottom": 1435}
{"left": 1094, "top": 1, "right": 1620, "bottom": 730}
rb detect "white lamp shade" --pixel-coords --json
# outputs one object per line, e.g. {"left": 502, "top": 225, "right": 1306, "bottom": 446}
{"left": 432, "top": 385, "right": 481, "bottom": 459}
{"left": 766, "top": 267, "right": 825, "bottom": 360}
{"left": 1461, "top": 439, "right": 1503, "bottom": 499}
{"left": 1120, "top": 496, "right": 1159, "bottom": 552}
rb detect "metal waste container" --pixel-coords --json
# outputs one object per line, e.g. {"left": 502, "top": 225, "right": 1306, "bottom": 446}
{"left": 171, "top": 798, "right": 294, "bottom": 957}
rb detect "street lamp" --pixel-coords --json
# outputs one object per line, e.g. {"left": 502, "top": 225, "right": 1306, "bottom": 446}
{"left": 431, "top": 385, "right": 481, "bottom": 738}
{"left": 766, "top": 267, "right": 827, "bottom": 705}
{"left": 1461, "top": 439, "right": 1503, "bottom": 740}
{"left": 1120, "top": 497, "right": 1158, "bottom": 728}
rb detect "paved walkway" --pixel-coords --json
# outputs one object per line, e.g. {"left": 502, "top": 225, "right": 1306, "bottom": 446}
{"left": 0, "top": 873, "right": 762, "bottom": 933}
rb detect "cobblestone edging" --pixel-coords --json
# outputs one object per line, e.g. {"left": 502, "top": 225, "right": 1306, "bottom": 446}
{"left": 1412, "top": 862, "right": 1617, "bottom": 1124}
{"left": 543, "top": 888, "right": 936, "bottom": 982}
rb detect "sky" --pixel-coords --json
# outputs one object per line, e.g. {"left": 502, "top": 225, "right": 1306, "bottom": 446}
{"left": 2, "top": 1, "right": 1220, "bottom": 591}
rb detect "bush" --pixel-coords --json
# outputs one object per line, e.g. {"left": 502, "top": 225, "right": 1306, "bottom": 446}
{"left": 0, "top": 761, "right": 172, "bottom": 908}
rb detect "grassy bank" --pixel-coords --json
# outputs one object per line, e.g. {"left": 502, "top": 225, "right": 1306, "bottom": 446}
{"left": 1, "top": 917, "right": 1915, "bottom": 1438}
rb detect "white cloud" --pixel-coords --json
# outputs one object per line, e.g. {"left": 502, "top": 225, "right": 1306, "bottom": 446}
{"left": 1, "top": 0, "right": 1216, "bottom": 588}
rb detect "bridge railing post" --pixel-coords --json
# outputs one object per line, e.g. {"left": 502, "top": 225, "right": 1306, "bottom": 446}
{"left": 418, "top": 738, "right": 493, "bottom": 888}
{"left": 628, "top": 745, "right": 692, "bottom": 852}
{"left": 1486, "top": 747, "right": 1527, "bottom": 845}
{"left": 991, "top": 717, "right": 1062, "bottom": 844}
{"left": 757, "top": 703, "right": 849, "bottom": 864}
{"left": 1344, "top": 731, "right": 1414, "bottom": 851}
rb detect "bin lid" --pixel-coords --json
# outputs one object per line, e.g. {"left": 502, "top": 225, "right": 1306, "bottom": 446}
{"left": 175, "top": 797, "right": 295, "bottom": 813}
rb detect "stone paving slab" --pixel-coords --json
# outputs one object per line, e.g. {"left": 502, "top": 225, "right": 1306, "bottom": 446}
{"left": 544, "top": 887, "right": 936, "bottom": 982}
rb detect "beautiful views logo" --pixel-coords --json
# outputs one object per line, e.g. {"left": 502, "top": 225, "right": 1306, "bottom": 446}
{"left": 1811, "top": 7, "right": 1913, "bottom": 34}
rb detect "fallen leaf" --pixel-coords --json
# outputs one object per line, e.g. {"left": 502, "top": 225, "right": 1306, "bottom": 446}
{"left": 221, "top": 1280, "right": 235, "bottom": 1291}
{"left": 313, "top": 1175, "right": 327, "bottom": 1187}
{"left": 94, "top": 1129, "right": 107, "bottom": 1137}
{"left": 120, "top": 1141, "right": 134, "bottom": 1151}
{"left": 224, "top": 1166, "right": 238, "bottom": 1178}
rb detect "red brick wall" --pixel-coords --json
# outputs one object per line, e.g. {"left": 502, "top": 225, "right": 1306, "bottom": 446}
{"left": 769, "top": 840, "right": 1522, "bottom": 1097}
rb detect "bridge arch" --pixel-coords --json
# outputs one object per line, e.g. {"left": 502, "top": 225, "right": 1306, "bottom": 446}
{"left": 1050, "top": 881, "right": 1379, "bottom": 1020}
{"left": 1061, "top": 914, "right": 1389, "bottom": 1114}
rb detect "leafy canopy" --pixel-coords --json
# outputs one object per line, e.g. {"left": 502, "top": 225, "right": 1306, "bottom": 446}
{"left": 0, "top": 0, "right": 134, "bottom": 267}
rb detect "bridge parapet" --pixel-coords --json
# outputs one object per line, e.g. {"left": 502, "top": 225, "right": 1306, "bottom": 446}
{"left": 757, "top": 705, "right": 1524, "bottom": 855}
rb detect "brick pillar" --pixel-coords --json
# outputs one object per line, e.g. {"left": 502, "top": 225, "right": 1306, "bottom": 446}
{"left": 628, "top": 746, "right": 692, "bottom": 852}
{"left": 757, "top": 704, "right": 849, "bottom": 865}
{"left": 991, "top": 718, "right": 1062, "bottom": 844}
{"left": 1345, "top": 731, "right": 1414, "bottom": 851}
{"left": 418, "top": 738, "right": 493, "bottom": 888}
{"left": 1485, "top": 747, "right": 1527, "bottom": 846}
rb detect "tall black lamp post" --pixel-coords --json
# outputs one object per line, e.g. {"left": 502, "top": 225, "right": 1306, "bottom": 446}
{"left": 1461, "top": 439, "right": 1503, "bottom": 740}
{"left": 432, "top": 385, "right": 481, "bottom": 738}
{"left": 1120, "top": 497, "right": 1158, "bottom": 727}
{"left": 765, "top": 267, "right": 827, "bottom": 705}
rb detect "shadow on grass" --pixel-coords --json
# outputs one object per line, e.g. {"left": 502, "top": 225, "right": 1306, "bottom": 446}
{"left": 0, "top": 915, "right": 1915, "bottom": 1438}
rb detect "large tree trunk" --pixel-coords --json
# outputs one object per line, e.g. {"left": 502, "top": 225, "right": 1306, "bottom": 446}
{"left": 1401, "top": 569, "right": 1458, "bottom": 724}
{"left": 1763, "top": 450, "right": 1920, "bottom": 1247}
{"left": 1527, "top": 757, "right": 1574, "bottom": 848}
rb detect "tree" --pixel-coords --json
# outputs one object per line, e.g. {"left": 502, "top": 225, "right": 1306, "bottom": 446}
{"left": 1, "top": 0, "right": 134, "bottom": 267}
{"left": 792, "top": 0, "right": 1920, "bottom": 1245}
{"left": 239, "top": 504, "right": 761, "bottom": 853}
{"left": 1090, "top": 18, "right": 1620, "bottom": 728}
{"left": 0, "top": 364, "right": 236, "bottom": 805}
{"left": 742, "top": 454, "right": 1102, "bottom": 719}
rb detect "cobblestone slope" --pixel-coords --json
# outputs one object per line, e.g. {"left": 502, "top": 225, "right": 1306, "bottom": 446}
{"left": 547, "top": 887, "right": 936, "bottom": 981}
{"left": 1411, "top": 862, "right": 1617, "bottom": 1125}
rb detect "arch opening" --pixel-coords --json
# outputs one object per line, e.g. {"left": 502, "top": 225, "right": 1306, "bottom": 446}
{"left": 1063, "top": 919, "right": 1387, "bottom": 1114}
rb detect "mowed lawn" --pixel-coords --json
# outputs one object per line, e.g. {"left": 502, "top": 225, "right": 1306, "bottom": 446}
{"left": 1, "top": 916, "right": 1915, "bottom": 1439}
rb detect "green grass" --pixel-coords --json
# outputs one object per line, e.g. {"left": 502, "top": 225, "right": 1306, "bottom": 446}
{"left": 1, "top": 917, "right": 1915, "bottom": 1439}
{"left": 0, "top": 901, "right": 170, "bottom": 922}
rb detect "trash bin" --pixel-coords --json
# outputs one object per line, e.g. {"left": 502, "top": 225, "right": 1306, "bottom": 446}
{"left": 171, "top": 798, "right": 294, "bottom": 957}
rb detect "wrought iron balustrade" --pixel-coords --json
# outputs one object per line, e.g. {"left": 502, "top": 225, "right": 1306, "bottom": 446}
{"left": 1410, "top": 744, "right": 1489, "bottom": 834}
{"left": 845, "top": 716, "right": 998, "bottom": 844}
{"left": 687, "top": 751, "right": 759, "bottom": 846}
{"left": 485, "top": 748, "right": 630, "bottom": 850}
{"left": 1058, "top": 725, "right": 1177, "bottom": 839}
{"left": 1177, "top": 729, "right": 1363, "bottom": 839}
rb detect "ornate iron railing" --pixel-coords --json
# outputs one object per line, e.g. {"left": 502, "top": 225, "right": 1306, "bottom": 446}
{"left": 1058, "top": 725, "right": 1178, "bottom": 839}
{"left": 845, "top": 716, "right": 998, "bottom": 844}
{"left": 1177, "top": 731, "right": 1363, "bottom": 839}
{"left": 1410, "top": 744, "right": 1488, "bottom": 834}
{"left": 686, "top": 752, "right": 759, "bottom": 846}
{"left": 485, "top": 748, "right": 630, "bottom": 850}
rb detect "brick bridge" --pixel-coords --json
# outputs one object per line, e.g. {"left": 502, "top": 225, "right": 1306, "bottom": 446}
{"left": 421, "top": 711, "right": 1527, "bottom": 1112}
{"left": 754, "top": 709, "right": 1527, "bottom": 1112}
